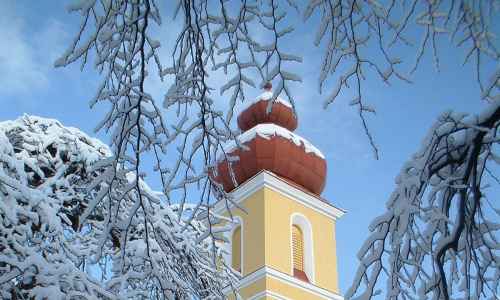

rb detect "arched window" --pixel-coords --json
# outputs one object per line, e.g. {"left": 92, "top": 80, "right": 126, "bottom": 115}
{"left": 232, "top": 226, "right": 241, "bottom": 272}
{"left": 291, "top": 214, "right": 314, "bottom": 283}
{"left": 292, "top": 225, "right": 308, "bottom": 281}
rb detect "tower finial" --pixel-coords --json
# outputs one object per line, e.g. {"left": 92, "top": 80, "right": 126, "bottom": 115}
{"left": 263, "top": 82, "right": 272, "bottom": 91}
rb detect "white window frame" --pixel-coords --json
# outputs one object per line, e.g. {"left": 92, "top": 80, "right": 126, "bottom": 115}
{"left": 225, "top": 216, "right": 244, "bottom": 275}
{"left": 290, "top": 213, "right": 315, "bottom": 283}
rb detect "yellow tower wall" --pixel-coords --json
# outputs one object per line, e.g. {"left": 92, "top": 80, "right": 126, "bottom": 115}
{"left": 227, "top": 188, "right": 267, "bottom": 276}
{"left": 218, "top": 171, "right": 344, "bottom": 300}
{"left": 263, "top": 187, "right": 340, "bottom": 293}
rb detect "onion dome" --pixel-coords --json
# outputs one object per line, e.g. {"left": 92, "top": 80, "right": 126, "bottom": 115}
{"left": 237, "top": 85, "right": 297, "bottom": 131}
{"left": 212, "top": 84, "right": 327, "bottom": 195}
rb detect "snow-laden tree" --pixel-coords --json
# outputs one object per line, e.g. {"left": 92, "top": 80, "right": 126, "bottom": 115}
{"left": 0, "top": 115, "right": 113, "bottom": 299}
{"left": 0, "top": 115, "right": 233, "bottom": 299}
{"left": 54, "top": 0, "right": 499, "bottom": 299}
{"left": 347, "top": 106, "right": 500, "bottom": 299}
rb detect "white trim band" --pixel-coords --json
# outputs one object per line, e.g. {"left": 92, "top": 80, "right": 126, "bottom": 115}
{"left": 214, "top": 170, "right": 345, "bottom": 220}
{"left": 224, "top": 266, "right": 344, "bottom": 300}
{"left": 247, "top": 290, "right": 292, "bottom": 300}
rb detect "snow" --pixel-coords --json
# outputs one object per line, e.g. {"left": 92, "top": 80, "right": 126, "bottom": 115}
{"left": 0, "top": 115, "right": 113, "bottom": 299}
{"left": 0, "top": 115, "right": 234, "bottom": 299}
{"left": 347, "top": 102, "right": 500, "bottom": 300}
{"left": 224, "top": 123, "right": 325, "bottom": 159}
{"left": 254, "top": 91, "right": 293, "bottom": 108}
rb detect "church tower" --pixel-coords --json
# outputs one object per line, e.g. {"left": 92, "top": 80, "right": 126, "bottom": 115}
{"left": 212, "top": 85, "right": 345, "bottom": 300}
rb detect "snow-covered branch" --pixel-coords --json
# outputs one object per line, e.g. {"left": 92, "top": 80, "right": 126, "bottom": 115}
{"left": 56, "top": 2, "right": 305, "bottom": 293}
{"left": 53, "top": 0, "right": 499, "bottom": 298}
{"left": 0, "top": 115, "right": 113, "bottom": 299}
{"left": 347, "top": 103, "right": 500, "bottom": 299}
{"left": 305, "top": 0, "right": 499, "bottom": 158}
{"left": 0, "top": 115, "right": 235, "bottom": 299}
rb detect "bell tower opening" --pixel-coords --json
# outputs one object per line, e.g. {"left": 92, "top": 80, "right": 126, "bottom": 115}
{"left": 291, "top": 212, "right": 315, "bottom": 284}
{"left": 292, "top": 225, "right": 306, "bottom": 281}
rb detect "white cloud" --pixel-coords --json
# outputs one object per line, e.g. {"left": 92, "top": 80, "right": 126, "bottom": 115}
{"left": 0, "top": 1, "right": 67, "bottom": 97}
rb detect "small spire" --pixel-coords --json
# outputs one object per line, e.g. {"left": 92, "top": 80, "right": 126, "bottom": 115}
{"left": 263, "top": 82, "right": 272, "bottom": 91}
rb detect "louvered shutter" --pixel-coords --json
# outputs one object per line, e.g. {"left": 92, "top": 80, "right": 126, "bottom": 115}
{"left": 292, "top": 225, "right": 304, "bottom": 271}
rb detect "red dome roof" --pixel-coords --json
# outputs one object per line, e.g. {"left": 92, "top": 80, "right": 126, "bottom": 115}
{"left": 237, "top": 96, "right": 297, "bottom": 132}
{"left": 212, "top": 134, "right": 326, "bottom": 194}
{"left": 212, "top": 85, "right": 327, "bottom": 195}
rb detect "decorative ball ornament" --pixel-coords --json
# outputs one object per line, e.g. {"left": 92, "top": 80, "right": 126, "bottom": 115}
{"left": 212, "top": 84, "right": 327, "bottom": 195}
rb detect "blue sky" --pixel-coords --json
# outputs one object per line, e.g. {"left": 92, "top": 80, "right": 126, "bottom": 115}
{"left": 0, "top": 0, "right": 491, "bottom": 294}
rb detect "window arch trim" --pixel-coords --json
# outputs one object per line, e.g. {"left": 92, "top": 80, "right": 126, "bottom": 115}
{"left": 229, "top": 217, "right": 243, "bottom": 274}
{"left": 290, "top": 213, "right": 315, "bottom": 283}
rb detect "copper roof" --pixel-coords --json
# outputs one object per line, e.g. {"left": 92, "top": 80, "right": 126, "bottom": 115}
{"left": 212, "top": 87, "right": 328, "bottom": 196}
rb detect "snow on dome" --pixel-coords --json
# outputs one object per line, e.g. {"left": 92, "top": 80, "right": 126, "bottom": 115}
{"left": 214, "top": 86, "right": 327, "bottom": 194}
{"left": 254, "top": 91, "right": 293, "bottom": 108}
{"left": 237, "top": 92, "right": 298, "bottom": 132}
{"left": 224, "top": 123, "right": 325, "bottom": 159}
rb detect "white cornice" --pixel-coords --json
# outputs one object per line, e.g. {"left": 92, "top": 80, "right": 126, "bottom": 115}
{"left": 214, "top": 170, "right": 345, "bottom": 220}
{"left": 247, "top": 290, "right": 292, "bottom": 300}
{"left": 223, "top": 266, "right": 344, "bottom": 300}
